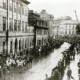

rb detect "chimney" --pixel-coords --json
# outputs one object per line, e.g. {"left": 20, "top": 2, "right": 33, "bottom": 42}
{"left": 41, "top": 10, "right": 46, "bottom": 13}
{"left": 29, "top": 10, "right": 34, "bottom": 13}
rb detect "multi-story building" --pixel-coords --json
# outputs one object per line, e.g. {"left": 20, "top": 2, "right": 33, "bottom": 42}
{"left": 0, "top": 0, "right": 30, "bottom": 55}
{"left": 58, "top": 20, "right": 79, "bottom": 36}
{"left": 52, "top": 16, "right": 76, "bottom": 38}
{"left": 39, "top": 10, "right": 54, "bottom": 37}
{"left": 52, "top": 19, "right": 60, "bottom": 39}
{"left": 28, "top": 10, "right": 48, "bottom": 47}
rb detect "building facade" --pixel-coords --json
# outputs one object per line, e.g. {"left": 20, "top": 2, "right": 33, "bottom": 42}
{"left": 0, "top": 0, "right": 30, "bottom": 55}
{"left": 52, "top": 16, "right": 75, "bottom": 38}
{"left": 39, "top": 10, "right": 54, "bottom": 37}
{"left": 28, "top": 10, "right": 48, "bottom": 48}
{"left": 58, "top": 20, "right": 79, "bottom": 37}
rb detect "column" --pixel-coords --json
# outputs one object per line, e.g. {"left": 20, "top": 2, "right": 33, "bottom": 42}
{"left": 16, "top": 1, "right": 18, "bottom": 31}
{"left": 20, "top": 3, "right": 22, "bottom": 31}
{"left": 6, "top": 0, "right": 9, "bottom": 54}
{"left": 12, "top": 0, "right": 14, "bottom": 31}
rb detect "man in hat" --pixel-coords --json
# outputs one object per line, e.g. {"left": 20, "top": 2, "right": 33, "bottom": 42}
{"left": 67, "top": 67, "right": 75, "bottom": 80}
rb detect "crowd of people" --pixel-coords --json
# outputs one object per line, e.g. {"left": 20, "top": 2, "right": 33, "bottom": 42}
{"left": 45, "top": 41, "right": 80, "bottom": 80}
{"left": 0, "top": 53, "right": 34, "bottom": 76}
{"left": 33, "top": 39, "right": 64, "bottom": 57}
{"left": 0, "top": 39, "right": 64, "bottom": 77}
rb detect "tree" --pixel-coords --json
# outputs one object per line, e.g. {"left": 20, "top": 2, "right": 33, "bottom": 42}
{"left": 76, "top": 24, "right": 80, "bottom": 34}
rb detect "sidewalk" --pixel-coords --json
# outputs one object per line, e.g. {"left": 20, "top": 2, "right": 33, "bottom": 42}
{"left": 62, "top": 54, "right": 80, "bottom": 80}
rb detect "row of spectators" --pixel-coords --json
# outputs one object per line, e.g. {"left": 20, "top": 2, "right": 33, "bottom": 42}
{"left": 45, "top": 42, "right": 79, "bottom": 80}
{"left": 0, "top": 39, "right": 64, "bottom": 77}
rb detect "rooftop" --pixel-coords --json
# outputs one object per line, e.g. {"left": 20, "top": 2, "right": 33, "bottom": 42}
{"left": 60, "top": 20, "right": 79, "bottom": 25}
{"left": 21, "top": 0, "right": 30, "bottom": 4}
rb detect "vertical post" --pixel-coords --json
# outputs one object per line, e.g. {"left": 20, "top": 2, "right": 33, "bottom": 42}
{"left": 6, "top": 0, "right": 9, "bottom": 54}
{"left": 57, "top": 26, "right": 58, "bottom": 39}
{"left": 12, "top": 0, "right": 14, "bottom": 31}
{"left": 34, "top": 24, "right": 36, "bottom": 49}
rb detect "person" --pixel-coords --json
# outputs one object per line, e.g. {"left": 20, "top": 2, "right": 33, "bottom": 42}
{"left": 45, "top": 74, "right": 49, "bottom": 80}
{"left": 39, "top": 47, "right": 41, "bottom": 56}
{"left": 67, "top": 67, "right": 74, "bottom": 80}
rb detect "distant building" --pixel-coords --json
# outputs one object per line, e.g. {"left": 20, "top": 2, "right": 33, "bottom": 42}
{"left": 0, "top": 0, "right": 30, "bottom": 55}
{"left": 52, "top": 16, "right": 77, "bottom": 38}
{"left": 39, "top": 10, "right": 54, "bottom": 37}
{"left": 28, "top": 10, "right": 48, "bottom": 47}
{"left": 58, "top": 20, "right": 79, "bottom": 36}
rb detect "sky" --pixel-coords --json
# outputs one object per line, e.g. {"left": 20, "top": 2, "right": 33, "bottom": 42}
{"left": 28, "top": 0, "right": 80, "bottom": 20}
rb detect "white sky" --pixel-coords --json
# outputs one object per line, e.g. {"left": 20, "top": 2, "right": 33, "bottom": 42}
{"left": 28, "top": 0, "right": 80, "bottom": 20}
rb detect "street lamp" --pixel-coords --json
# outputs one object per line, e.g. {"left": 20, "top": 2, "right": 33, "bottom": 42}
{"left": 6, "top": 0, "right": 9, "bottom": 54}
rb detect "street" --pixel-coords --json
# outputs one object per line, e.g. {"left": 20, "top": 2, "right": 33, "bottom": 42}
{"left": 3, "top": 42, "right": 70, "bottom": 80}
{"left": 62, "top": 53, "right": 80, "bottom": 80}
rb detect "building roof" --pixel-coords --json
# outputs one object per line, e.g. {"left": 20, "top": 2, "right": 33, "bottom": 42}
{"left": 39, "top": 10, "right": 54, "bottom": 21}
{"left": 21, "top": 0, "right": 30, "bottom": 4}
{"left": 60, "top": 20, "right": 79, "bottom": 25}
{"left": 54, "top": 16, "right": 72, "bottom": 20}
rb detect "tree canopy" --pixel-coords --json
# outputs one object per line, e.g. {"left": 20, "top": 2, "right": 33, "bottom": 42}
{"left": 76, "top": 24, "right": 80, "bottom": 34}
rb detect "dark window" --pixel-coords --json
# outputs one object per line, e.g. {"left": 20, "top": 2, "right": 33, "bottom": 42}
{"left": 18, "top": 21, "right": 21, "bottom": 31}
{"left": 22, "top": 39, "right": 24, "bottom": 49}
{"left": 10, "top": 41, "right": 13, "bottom": 53}
{"left": 22, "top": 21, "right": 24, "bottom": 32}
{"left": 15, "top": 38, "right": 18, "bottom": 53}
{"left": 9, "top": 19, "right": 13, "bottom": 31}
{"left": 25, "top": 22, "right": 27, "bottom": 32}
{"left": 3, "top": 17, "right": 6, "bottom": 31}
{"left": 14, "top": 20, "right": 17, "bottom": 31}
{"left": 19, "top": 40, "right": 21, "bottom": 50}
{"left": 69, "top": 31, "right": 71, "bottom": 34}
{"left": 3, "top": 41, "right": 6, "bottom": 54}
{"left": 65, "top": 31, "right": 67, "bottom": 34}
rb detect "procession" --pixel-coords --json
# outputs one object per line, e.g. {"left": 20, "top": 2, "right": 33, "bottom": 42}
{"left": 0, "top": 0, "right": 80, "bottom": 80}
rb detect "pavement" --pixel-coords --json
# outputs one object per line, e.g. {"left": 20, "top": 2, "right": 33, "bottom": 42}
{"left": 62, "top": 54, "right": 80, "bottom": 80}
{"left": 1, "top": 42, "right": 70, "bottom": 80}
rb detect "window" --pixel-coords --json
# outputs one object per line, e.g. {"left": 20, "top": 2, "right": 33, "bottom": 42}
{"left": 37, "top": 29, "right": 42, "bottom": 35}
{"left": 3, "top": 17, "right": 6, "bottom": 31}
{"left": 19, "top": 40, "right": 21, "bottom": 50}
{"left": 25, "top": 39, "right": 27, "bottom": 48}
{"left": 3, "top": 0, "right": 6, "bottom": 9}
{"left": 18, "top": 3, "right": 21, "bottom": 14}
{"left": 22, "top": 39, "right": 24, "bottom": 49}
{"left": 18, "top": 21, "right": 21, "bottom": 31}
{"left": 9, "top": 0, "right": 12, "bottom": 11}
{"left": 22, "top": 6, "right": 24, "bottom": 15}
{"left": 9, "top": 19, "right": 13, "bottom": 31}
{"left": 69, "top": 31, "right": 71, "bottom": 34}
{"left": 3, "top": 41, "right": 6, "bottom": 54}
{"left": 72, "top": 31, "right": 74, "bottom": 34}
{"left": 37, "top": 40, "right": 41, "bottom": 46}
{"left": 10, "top": 41, "right": 13, "bottom": 53}
{"left": 25, "top": 22, "right": 28, "bottom": 32}
{"left": 25, "top": 10, "right": 28, "bottom": 16}
{"left": 65, "top": 31, "right": 67, "bottom": 34}
{"left": 22, "top": 21, "right": 24, "bottom": 32}
{"left": 14, "top": 20, "right": 17, "bottom": 31}
{"left": 15, "top": 38, "right": 18, "bottom": 53}
{"left": 44, "top": 30, "right": 47, "bottom": 35}
{"left": 14, "top": 1, "right": 17, "bottom": 13}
